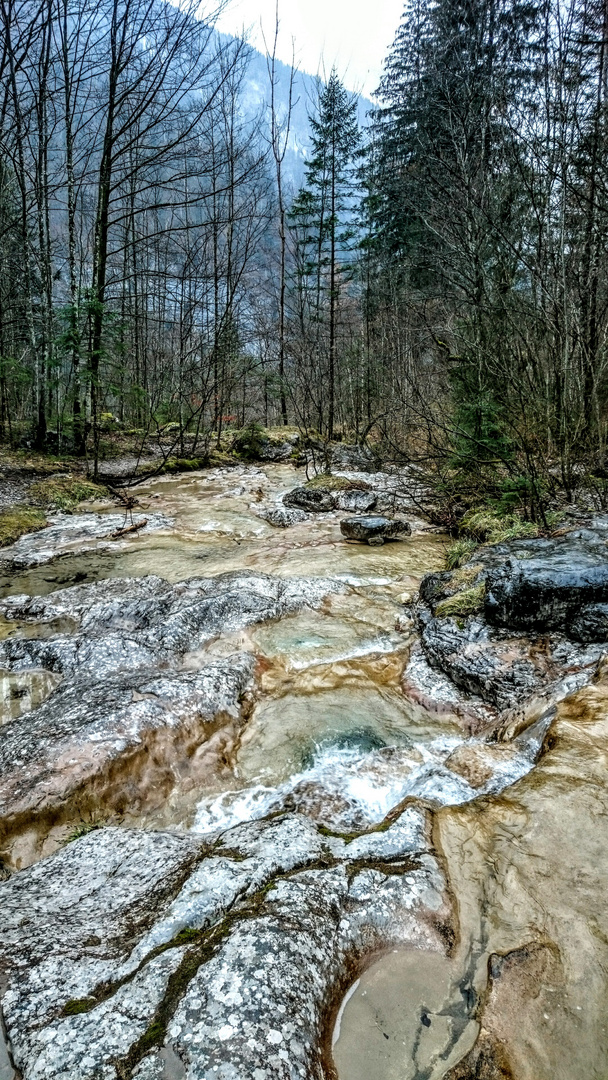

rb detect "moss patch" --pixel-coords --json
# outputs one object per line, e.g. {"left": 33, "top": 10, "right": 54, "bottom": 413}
{"left": 0, "top": 506, "right": 47, "bottom": 547}
{"left": 305, "top": 474, "right": 369, "bottom": 492}
{"left": 65, "top": 822, "right": 105, "bottom": 844}
{"left": 63, "top": 997, "right": 97, "bottom": 1015}
{"left": 30, "top": 477, "right": 108, "bottom": 510}
{"left": 450, "top": 563, "right": 484, "bottom": 589}
{"left": 436, "top": 582, "right": 486, "bottom": 619}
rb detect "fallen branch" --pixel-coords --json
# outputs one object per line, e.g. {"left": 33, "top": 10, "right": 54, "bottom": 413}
{"left": 110, "top": 519, "right": 147, "bottom": 540}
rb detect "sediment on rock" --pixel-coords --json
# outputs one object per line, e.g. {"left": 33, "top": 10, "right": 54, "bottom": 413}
{"left": 0, "top": 656, "right": 255, "bottom": 869}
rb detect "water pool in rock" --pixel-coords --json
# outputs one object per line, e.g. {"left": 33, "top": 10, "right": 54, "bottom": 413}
{"left": 332, "top": 948, "right": 479, "bottom": 1080}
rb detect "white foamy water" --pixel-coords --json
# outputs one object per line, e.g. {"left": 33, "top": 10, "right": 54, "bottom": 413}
{"left": 191, "top": 734, "right": 536, "bottom": 836}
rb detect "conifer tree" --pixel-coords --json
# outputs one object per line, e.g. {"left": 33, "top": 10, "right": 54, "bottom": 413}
{"left": 289, "top": 71, "right": 360, "bottom": 439}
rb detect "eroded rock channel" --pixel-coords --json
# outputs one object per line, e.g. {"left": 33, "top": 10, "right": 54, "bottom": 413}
{"left": 0, "top": 462, "right": 607, "bottom": 1079}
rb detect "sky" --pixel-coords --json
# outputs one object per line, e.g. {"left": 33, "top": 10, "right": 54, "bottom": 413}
{"left": 213, "top": 0, "right": 405, "bottom": 98}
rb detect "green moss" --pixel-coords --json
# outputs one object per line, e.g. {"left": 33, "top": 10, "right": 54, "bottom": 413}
{"left": 435, "top": 582, "right": 486, "bottom": 619}
{"left": 159, "top": 457, "right": 208, "bottom": 473}
{"left": 170, "top": 927, "right": 201, "bottom": 945}
{"left": 230, "top": 421, "right": 267, "bottom": 460}
{"left": 208, "top": 450, "right": 237, "bottom": 467}
{"left": 62, "top": 997, "right": 96, "bottom": 1016}
{"left": 305, "top": 474, "right": 369, "bottom": 492}
{"left": 0, "top": 506, "right": 47, "bottom": 547}
{"left": 30, "top": 477, "right": 108, "bottom": 510}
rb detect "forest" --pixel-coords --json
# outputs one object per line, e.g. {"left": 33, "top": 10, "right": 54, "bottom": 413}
{"left": 1, "top": 0, "right": 608, "bottom": 518}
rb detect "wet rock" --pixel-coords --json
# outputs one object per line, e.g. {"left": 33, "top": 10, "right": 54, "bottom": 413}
{"left": 484, "top": 532, "right": 608, "bottom": 632}
{"left": 0, "top": 656, "right": 255, "bottom": 868}
{"left": 437, "top": 672, "right": 608, "bottom": 1079}
{"left": 565, "top": 602, "right": 608, "bottom": 643}
{"left": 283, "top": 486, "right": 337, "bottom": 512}
{"left": 420, "top": 615, "right": 603, "bottom": 712}
{"left": 444, "top": 743, "right": 525, "bottom": 789}
{"left": 421, "top": 617, "right": 545, "bottom": 711}
{"left": 0, "top": 512, "right": 172, "bottom": 570}
{"left": 340, "top": 515, "right": 412, "bottom": 545}
{"left": 416, "top": 530, "right": 608, "bottom": 712}
{"left": 258, "top": 505, "right": 307, "bottom": 528}
{"left": 401, "top": 644, "right": 498, "bottom": 733}
{"left": 0, "top": 571, "right": 343, "bottom": 682}
{"left": 0, "top": 810, "right": 449, "bottom": 1080}
{"left": 335, "top": 489, "right": 377, "bottom": 513}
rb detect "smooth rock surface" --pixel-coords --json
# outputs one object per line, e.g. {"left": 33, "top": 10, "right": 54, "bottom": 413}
{"left": 0, "top": 656, "right": 255, "bottom": 868}
{"left": 0, "top": 571, "right": 342, "bottom": 681}
{"left": 437, "top": 666, "right": 608, "bottom": 1079}
{"left": 0, "top": 513, "right": 173, "bottom": 570}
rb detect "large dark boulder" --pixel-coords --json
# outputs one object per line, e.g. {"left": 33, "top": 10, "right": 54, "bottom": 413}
{"left": 340, "top": 515, "right": 411, "bottom": 545}
{"left": 485, "top": 537, "right": 608, "bottom": 632}
{"left": 283, "top": 486, "right": 337, "bottom": 512}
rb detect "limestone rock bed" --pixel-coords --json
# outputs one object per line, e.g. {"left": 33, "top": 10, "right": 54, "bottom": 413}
{"left": 0, "top": 464, "right": 607, "bottom": 1080}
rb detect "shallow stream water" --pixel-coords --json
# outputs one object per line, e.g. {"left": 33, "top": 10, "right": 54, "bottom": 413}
{"left": 0, "top": 463, "right": 559, "bottom": 1078}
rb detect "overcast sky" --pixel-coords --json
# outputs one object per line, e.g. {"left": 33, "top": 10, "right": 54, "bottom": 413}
{"left": 214, "top": 0, "right": 404, "bottom": 97}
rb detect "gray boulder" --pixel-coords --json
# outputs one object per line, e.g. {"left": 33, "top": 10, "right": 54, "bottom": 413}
{"left": 340, "top": 515, "right": 412, "bottom": 545}
{"left": 415, "top": 530, "right": 608, "bottom": 711}
{"left": 335, "top": 489, "right": 377, "bottom": 513}
{"left": 258, "top": 505, "right": 307, "bottom": 528}
{"left": 0, "top": 811, "right": 449, "bottom": 1080}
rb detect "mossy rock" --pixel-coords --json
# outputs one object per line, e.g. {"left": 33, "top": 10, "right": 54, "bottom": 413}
{"left": 0, "top": 506, "right": 47, "bottom": 547}
{"left": 159, "top": 457, "right": 208, "bottom": 474}
{"left": 230, "top": 422, "right": 268, "bottom": 460}
{"left": 305, "top": 474, "right": 370, "bottom": 492}
{"left": 435, "top": 582, "right": 486, "bottom": 619}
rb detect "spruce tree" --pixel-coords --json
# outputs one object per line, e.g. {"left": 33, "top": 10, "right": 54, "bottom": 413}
{"left": 289, "top": 71, "right": 361, "bottom": 439}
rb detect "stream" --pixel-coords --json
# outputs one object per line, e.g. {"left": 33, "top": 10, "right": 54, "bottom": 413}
{"left": 1, "top": 461, "right": 604, "bottom": 1080}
